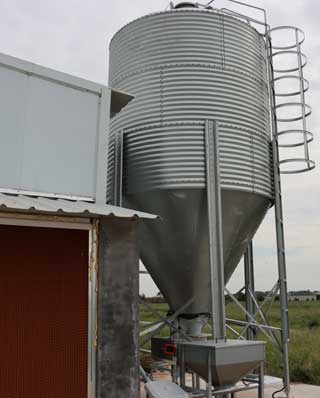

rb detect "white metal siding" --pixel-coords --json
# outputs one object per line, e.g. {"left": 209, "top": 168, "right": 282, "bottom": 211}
{"left": 0, "top": 53, "right": 107, "bottom": 200}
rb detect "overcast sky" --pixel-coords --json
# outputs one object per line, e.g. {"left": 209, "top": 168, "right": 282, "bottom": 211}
{"left": 0, "top": 0, "right": 318, "bottom": 295}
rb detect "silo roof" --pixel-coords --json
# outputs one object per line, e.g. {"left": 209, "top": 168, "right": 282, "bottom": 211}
{"left": 0, "top": 193, "right": 158, "bottom": 220}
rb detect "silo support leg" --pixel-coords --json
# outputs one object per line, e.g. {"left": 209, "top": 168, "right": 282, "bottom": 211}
{"left": 244, "top": 241, "right": 256, "bottom": 341}
{"left": 205, "top": 120, "right": 226, "bottom": 341}
{"left": 258, "top": 363, "right": 264, "bottom": 398}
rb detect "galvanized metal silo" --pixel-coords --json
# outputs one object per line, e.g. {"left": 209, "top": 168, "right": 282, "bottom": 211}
{"left": 108, "top": 6, "right": 273, "bottom": 316}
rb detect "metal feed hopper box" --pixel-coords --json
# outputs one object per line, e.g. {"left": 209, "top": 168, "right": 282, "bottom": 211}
{"left": 178, "top": 340, "right": 265, "bottom": 387}
{"left": 0, "top": 52, "right": 156, "bottom": 398}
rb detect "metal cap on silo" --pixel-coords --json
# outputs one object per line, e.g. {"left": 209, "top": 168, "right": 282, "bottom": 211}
{"left": 173, "top": 2, "right": 199, "bottom": 8}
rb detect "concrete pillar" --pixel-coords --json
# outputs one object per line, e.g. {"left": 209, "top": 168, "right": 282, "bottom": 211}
{"left": 96, "top": 217, "right": 140, "bottom": 398}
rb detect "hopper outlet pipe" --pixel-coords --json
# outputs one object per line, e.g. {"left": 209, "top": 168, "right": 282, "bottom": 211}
{"left": 178, "top": 316, "right": 208, "bottom": 338}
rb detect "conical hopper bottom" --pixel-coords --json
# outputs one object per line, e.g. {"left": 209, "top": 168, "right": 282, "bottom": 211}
{"left": 125, "top": 188, "right": 271, "bottom": 315}
{"left": 178, "top": 340, "right": 265, "bottom": 387}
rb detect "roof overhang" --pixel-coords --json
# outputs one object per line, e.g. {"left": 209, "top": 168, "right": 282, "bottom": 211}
{"left": 0, "top": 193, "right": 158, "bottom": 220}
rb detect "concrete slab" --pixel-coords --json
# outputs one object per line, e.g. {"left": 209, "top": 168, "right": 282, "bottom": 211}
{"left": 145, "top": 381, "right": 189, "bottom": 398}
{"left": 236, "top": 383, "right": 320, "bottom": 398}
{"left": 140, "top": 376, "right": 320, "bottom": 398}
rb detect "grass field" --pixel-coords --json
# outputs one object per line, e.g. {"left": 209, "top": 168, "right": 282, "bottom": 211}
{"left": 140, "top": 300, "right": 320, "bottom": 385}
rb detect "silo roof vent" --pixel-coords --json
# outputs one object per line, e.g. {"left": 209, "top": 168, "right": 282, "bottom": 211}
{"left": 173, "top": 2, "right": 199, "bottom": 9}
{"left": 172, "top": 1, "right": 214, "bottom": 10}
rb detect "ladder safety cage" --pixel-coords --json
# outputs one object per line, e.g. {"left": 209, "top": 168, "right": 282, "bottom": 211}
{"left": 269, "top": 26, "right": 315, "bottom": 174}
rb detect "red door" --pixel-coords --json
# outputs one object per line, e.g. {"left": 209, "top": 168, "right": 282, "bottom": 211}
{"left": 0, "top": 225, "right": 88, "bottom": 398}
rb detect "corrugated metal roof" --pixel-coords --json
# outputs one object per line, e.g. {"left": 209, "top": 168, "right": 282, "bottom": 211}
{"left": 0, "top": 193, "right": 158, "bottom": 220}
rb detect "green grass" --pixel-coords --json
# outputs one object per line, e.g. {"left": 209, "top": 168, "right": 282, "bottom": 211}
{"left": 140, "top": 300, "right": 320, "bottom": 385}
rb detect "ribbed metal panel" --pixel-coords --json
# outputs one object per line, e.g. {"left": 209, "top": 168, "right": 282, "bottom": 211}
{"left": 0, "top": 193, "right": 158, "bottom": 219}
{"left": 108, "top": 9, "right": 273, "bottom": 200}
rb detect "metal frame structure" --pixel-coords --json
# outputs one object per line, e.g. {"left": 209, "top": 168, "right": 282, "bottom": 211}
{"left": 121, "top": 4, "right": 316, "bottom": 398}
{"left": 139, "top": 296, "right": 266, "bottom": 398}
{"left": 140, "top": 310, "right": 267, "bottom": 398}
{"left": 136, "top": 108, "right": 291, "bottom": 397}
{"left": 205, "top": 10, "right": 294, "bottom": 395}
{"left": 139, "top": 120, "right": 266, "bottom": 398}
{"left": 178, "top": 347, "right": 265, "bottom": 398}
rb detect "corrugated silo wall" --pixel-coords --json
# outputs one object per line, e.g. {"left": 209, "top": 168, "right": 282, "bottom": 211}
{"left": 107, "top": 9, "right": 273, "bottom": 202}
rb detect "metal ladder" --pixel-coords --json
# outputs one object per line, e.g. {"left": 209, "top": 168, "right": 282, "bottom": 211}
{"left": 265, "top": 25, "right": 316, "bottom": 398}
{"left": 272, "top": 148, "right": 290, "bottom": 398}
{"left": 266, "top": 30, "right": 290, "bottom": 398}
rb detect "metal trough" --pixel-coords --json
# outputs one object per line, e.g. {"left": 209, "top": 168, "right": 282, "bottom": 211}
{"left": 178, "top": 340, "right": 265, "bottom": 387}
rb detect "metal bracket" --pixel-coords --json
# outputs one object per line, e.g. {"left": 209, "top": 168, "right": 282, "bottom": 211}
{"left": 139, "top": 297, "right": 194, "bottom": 348}
{"left": 113, "top": 130, "right": 124, "bottom": 206}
